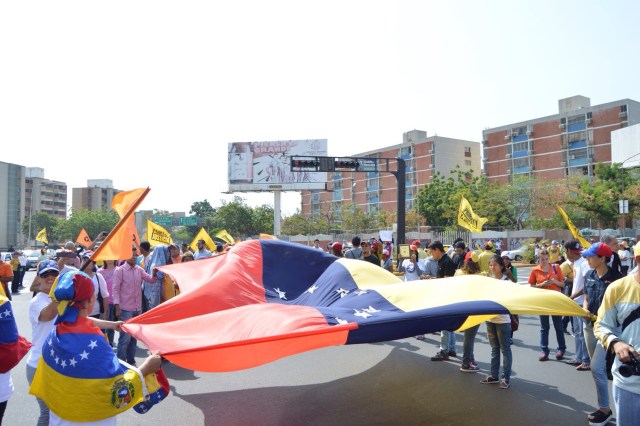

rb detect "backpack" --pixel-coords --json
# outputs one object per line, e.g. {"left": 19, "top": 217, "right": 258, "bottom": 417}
{"left": 345, "top": 248, "right": 363, "bottom": 260}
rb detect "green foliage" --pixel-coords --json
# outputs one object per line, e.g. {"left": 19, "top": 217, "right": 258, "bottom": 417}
{"left": 569, "top": 163, "right": 639, "bottom": 228}
{"left": 415, "top": 167, "right": 520, "bottom": 229}
{"left": 189, "top": 200, "right": 216, "bottom": 218}
{"left": 21, "top": 212, "right": 61, "bottom": 243}
{"left": 281, "top": 210, "right": 330, "bottom": 235}
{"left": 54, "top": 209, "right": 119, "bottom": 243}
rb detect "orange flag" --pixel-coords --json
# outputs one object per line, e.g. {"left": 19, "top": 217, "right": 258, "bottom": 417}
{"left": 92, "top": 188, "right": 149, "bottom": 262}
{"left": 76, "top": 228, "right": 92, "bottom": 247}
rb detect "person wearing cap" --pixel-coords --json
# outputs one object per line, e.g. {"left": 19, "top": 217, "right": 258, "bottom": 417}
{"left": 29, "top": 271, "right": 163, "bottom": 425}
{"left": 330, "top": 242, "right": 343, "bottom": 257}
{"left": 594, "top": 242, "right": 640, "bottom": 425}
{"left": 582, "top": 242, "right": 622, "bottom": 425}
{"left": 26, "top": 260, "right": 60, "bottom": 425}
{"left": 55, "top": 249, "right": 79, "bottom": 276}
{"left": 562, "top": 240, "right": 591, "bottom": 372}
{"left": 602, "top": 235, "right": 622, "bottom": 276}
{"left": 478, "top": 242, "right": 494, "bottom": 274}
{"left": 398, "top": 245, "right": 423, "bottom": 282}
{"left": 381, "top": 249, "right": 393, "bottom": 273}
{"left": 500, "top": 252, "right": 517, "bottom": 282}
{"left": 618, "top": 241, "right": 631, "bottom": 276}
{"left": 80, "top": 252, "right": 109, "bottom": 320}
{"left": 528, "top": 248, "right": 567, "bottom": 362}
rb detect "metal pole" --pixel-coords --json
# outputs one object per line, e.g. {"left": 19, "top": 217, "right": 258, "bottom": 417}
{"left": 394, "top": 158, "right": 406, "bottom": 245}
{"left": 274, "top": 190, "right": 281, "bottom": 237}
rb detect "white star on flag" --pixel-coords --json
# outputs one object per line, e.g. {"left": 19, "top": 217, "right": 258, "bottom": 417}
{"left": 50, "top": 349, "right": 55, "bottom": 356}
{"left": 363, "top": 306, "right": 380, "bottom": 313}
{"left": 54, "top": 356, "right": 59, "bottom": 364}
{"left": 79, "top": 351, "right": 89, "bottom": 360}
{"left": 336, "top": 288, "right": 350, "bottom": 298}
{"left": 88, "top": 340, "right": 98, "bottom": 349}
{"left": 69, "top": 358, "right": 77, "bottom": 367}
{"left": 335, "top": 317, "right": 349, "bottom": 325}
{"left": 274, "top": 288, "right": 287, "bottom": 299}
{"left": 354, "top": 290, "right": 368, "bottom": 296}
{"left": 354, "top": 309, "right": 372, "bottom": 318}
{"left": 61, "top": 360, "right": 67, "bottom": 368}
{"left": 2, "top": 309, "right": 11, "bottom": 318}
{"left": 307, "top": 284, "right": 319, "bottom": 293}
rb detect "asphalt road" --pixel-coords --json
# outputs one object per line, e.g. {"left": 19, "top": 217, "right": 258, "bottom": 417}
{"left": 4, "top": 267, "right": 615, "bottom": 425}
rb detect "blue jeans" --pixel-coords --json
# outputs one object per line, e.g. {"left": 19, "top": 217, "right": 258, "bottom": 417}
{"left": 26, "top": 364, "right": 49, "bottom": 426}
{"left": 572, "top": 316, "right": 590, "bottom": 364}
{"left": 584, "top": 322, "right": 610, "bottom": 409}
{"left": 539, "top": 315, "right": 566, "bottom": 355}
{"left": 486, "top": 322, "right": 512, "bottom": 381}
{"left": 462, "top": 324, "right": 480, "bottom": 366}
{"left": 440, "top": 330, "right": 456, "bottom": 352}
{"left": 116, "top": 309, "right": 140, "bottom": 364}
{"left": 613, "top": 384, "right": 640, "bottom": 426}
{"left": 105, "top": 304, "right": 116, "bottom": 347}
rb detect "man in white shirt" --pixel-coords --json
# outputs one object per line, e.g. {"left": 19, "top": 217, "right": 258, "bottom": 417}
{"left": 564, "top": 240, "right": 591, "bottom": 370}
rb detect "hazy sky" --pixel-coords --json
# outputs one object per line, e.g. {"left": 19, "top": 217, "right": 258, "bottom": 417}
{"left": 2, "top": 1, "right": 639, "bottom": 217}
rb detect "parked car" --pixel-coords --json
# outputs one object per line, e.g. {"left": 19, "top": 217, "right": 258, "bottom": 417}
{"left": 25, "top": 250, "right": 40, "bottom": 270}
{"left": 502, "top": 245, "right": 530, "bottom": 262}
{"left": 1, "top": 252, "right": 12, "bottom": 263}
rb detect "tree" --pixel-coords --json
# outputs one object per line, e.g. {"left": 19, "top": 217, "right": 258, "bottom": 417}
{"left": 190, "top": 200, "right": 216, "bottom": 219}
{"left": 22, "top": 212, "right": 61, "bottom": 244}
{"left": 55, "top": 209, "right": 119, "bottom": 243}
{"left": 210, "top": 196, "right": 255, "bottom": 238}
{"left": 251, "top": 204, "right": 275, "bottom": 235}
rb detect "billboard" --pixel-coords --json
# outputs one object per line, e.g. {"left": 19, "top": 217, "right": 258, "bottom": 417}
{"left": 228, "top": 139, "right": 328, "bottom": 191}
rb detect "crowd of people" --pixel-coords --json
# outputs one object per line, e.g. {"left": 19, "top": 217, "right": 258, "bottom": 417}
{"left": 0, "top": 237, "right": 216, "bottom": 424}
{"left": 1, "top": 233, "right": 640, "bottom": 425}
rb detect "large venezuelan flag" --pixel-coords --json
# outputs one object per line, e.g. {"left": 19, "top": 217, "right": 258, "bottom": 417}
{"left": 125, "top": 239, "right": 591, "bottom": 372}
{"left": 0, "top": 295, "right": 32, "bottom": 373}
{"left": 30, "top": 317, "right": 168, "bottom": 422}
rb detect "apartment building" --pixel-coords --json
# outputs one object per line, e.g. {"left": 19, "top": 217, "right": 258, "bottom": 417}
{"left": 300, "top": 130, "right": 481, "bottom": 217}
{"left": 72, "top": 179, "right": 121, "bottom": 212}
{"left": 482, "top": 95, "right": 640, "bottom": 183}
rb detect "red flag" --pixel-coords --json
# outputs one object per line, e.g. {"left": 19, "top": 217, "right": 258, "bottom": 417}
{"left": 75, "top": 228, "right": 92, "bottom": 247}
{"left": 92, "top": 188, "right": 149, "bottom": 262}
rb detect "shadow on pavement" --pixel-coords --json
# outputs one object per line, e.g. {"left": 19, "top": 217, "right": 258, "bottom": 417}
{"left": 170, "top": 346, "right": 593, "bottom": 426}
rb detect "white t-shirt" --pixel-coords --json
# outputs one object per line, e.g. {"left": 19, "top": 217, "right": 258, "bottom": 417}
{"left": 89, "top": 273, "right": 109, "bottom": 317}
{"left": 489, "top": 275, "right": 512, "bottom": 324}
{"left": 401, "top": 259, "right": 421, "bottom": 281}
{"left": 0, "top": 372, "right": 13, "bottom": 403}
{"left": 27, "top": 292, "right": 56, "bottom": 368}
{"left": 571, "top": 256, "right": 589, "bottom": 306}
{"left": 619, "top": 249, "right": 632, "bottom": 267}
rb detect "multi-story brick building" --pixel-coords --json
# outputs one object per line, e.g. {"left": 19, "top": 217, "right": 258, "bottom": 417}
{"left": 482, "top": 95, "right": 640, "bottom": 183}
{"left": 300, "top": 130, "right": 481, "bottom": 219}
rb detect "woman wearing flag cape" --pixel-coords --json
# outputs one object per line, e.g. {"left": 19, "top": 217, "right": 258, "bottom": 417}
{"left": 29, "top": 271, "right": 168, "bottom": 424}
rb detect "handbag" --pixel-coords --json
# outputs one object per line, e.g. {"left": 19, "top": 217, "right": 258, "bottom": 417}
{"left": 510, "top": 314, "right": 519, "bottom": 332}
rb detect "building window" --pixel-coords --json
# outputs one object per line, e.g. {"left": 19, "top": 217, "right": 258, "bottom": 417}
{"left": 464, "top": 146, "right": 471, "bottom": 157}
{"left": 465, "top": 160, "right": 472, "bottom": 166}
{"left": 512, "top": 141, "right": 528, "bottom": 152}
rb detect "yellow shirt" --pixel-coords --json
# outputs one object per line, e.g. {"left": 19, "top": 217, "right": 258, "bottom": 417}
{"left": 548, "top": 246, "right": 561, "bottom": 263}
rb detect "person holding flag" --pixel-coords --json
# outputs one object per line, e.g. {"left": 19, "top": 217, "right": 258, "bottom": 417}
{"left": 29, "top": 271, "right": 167, "bottom": 424}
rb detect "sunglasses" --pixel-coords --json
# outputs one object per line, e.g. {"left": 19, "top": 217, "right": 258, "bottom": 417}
{"left": 40, "top": 270, "right": 59, "bottom": 279}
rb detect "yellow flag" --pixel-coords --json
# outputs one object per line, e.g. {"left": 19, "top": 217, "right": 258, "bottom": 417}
{"left": 76, "top": 228, "right": 92, "bottom": 247}
{"left": 458, "top": 196, "right": 488, "bottom": 233}
{"left": 215, "top": 229, "right": 235, "bottom": 245}
{"left": 36, "top": 228, "right": 48, "bottom": 244}
{"left": 556, "top": 205, "right": 591, "bottom": 249}
{"left": 147, "top": 220, "right": 173, "bottom": 247}
{"left": 190, "top": 227, "right": 216, "bottom": 252}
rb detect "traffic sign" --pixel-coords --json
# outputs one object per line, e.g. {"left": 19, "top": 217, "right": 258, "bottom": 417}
{"left": 152, "top": 216, "right": 174, "bottom": 227}
{"left": 179, "top": 216, "right": 198, "bottom": 226}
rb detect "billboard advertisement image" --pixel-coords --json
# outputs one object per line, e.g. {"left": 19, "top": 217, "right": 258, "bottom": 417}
{"left": 228, "top": 139, "right": 328, "bottom": 191}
